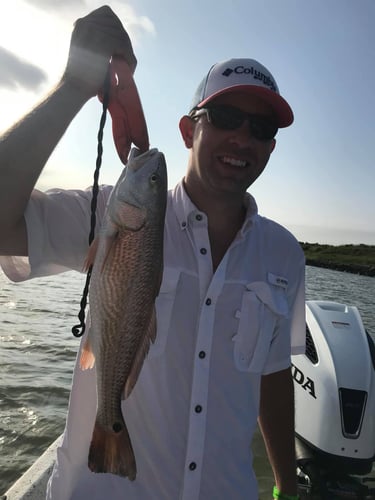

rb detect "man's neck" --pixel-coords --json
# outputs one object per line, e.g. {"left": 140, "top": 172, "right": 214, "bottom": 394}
{"left": 183, "top": 178, "right": 247, "bottom": 270}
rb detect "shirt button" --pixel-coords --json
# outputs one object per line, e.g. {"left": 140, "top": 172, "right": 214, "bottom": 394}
{"left": 181, "top": 221, "right": 187, "bottom": 228}
{"left": 195, "top": 405, "right": 202, "bottom": 413}
{"left": 205, "top": 298, "right": 211, "bottom": 305}
{"left": 189, "top": 462, "right": 197, "bottom": 471}
{"left": 199, "top": 351, "right": 206, "bottom": 359}
{"left": 200, "top": 248, "right": 207, "bottom": 255}
{"left": 195, "top": 214, "right": 202, "bottom": 221}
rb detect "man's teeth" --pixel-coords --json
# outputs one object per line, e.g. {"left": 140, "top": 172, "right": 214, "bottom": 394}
{"left": 222, "top": 156, "right": 247, "bottom": 168}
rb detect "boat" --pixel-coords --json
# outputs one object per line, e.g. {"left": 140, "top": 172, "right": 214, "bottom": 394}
{"left": 2, "top": 436, "right": 62, "bottom": 500}
{"left": 3, "top": 301, "right": 375, "bottom": 499}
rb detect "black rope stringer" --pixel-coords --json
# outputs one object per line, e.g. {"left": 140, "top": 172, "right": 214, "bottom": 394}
{"left": 72, "top": 69, "right": 111, "bottom": 338}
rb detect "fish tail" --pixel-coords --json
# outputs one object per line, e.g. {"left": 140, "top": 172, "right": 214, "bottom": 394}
{"left": 88, "top": 417, "right": 137, "bottom": 480}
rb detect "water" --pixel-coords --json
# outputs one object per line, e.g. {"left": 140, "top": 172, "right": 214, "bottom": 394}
{"left": 0, "top": 270, "right": 82, "bottom": 495}
{"left": 0, "top": 266, "right": 374, "bottom": 497}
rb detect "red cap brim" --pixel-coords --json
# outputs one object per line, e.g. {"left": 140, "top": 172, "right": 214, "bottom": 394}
{"left": 197, "top": 84, "right": 294, "bottom": 128}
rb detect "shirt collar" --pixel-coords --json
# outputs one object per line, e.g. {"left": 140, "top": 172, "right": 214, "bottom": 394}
{"left": 171, "top": 180, "right": 259, "bottom": 232}
{"left": 241, "top": 192, "right": 258, "bottom": 235}
{"left": 171, "top": 181, "right": 199, "bottom": 230}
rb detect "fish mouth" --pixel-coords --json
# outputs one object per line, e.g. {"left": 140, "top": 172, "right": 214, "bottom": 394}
{"left": 127, "top": 148, "right": 158, "bottom": 172}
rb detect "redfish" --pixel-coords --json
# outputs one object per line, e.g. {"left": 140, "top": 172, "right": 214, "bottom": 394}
{"left": 80, "top": 148, "right": 167, "bottom": 479}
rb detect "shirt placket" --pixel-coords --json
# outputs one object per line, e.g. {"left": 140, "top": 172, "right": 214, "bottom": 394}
{"left": 181, "top": 211, "right": 226, "bottom": 500}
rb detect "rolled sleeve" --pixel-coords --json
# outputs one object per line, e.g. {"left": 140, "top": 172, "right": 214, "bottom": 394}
{"left": 0, "top": 185, "right": 112, "bottom": 281}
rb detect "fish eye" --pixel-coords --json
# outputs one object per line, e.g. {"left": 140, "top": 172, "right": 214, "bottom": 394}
{"left": 150, "top": 174, "right": 158, "bottom": 183}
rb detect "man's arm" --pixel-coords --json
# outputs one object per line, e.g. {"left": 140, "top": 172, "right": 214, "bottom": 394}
{"left": 0, "top": 6, "right": 136, "bottom": 256}
{"left": 258, "top": 367, "right": 298, "bottom": 498}
{"left": 0, "top": 82, "right": 91, "bottom": 256}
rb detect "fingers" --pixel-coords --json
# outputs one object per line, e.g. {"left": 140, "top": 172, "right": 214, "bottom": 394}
{"left": 75, "top": 6, "right": 137, "bottom": 70}
{"left": 102, "top": 58, "right": 149, "bottom": 165}
{"left": 67, "top": 6, "right": 149, "bottom": 165}
{"left": 112, "top": 58, "right": 149, "bottom": 154}
{"left": 109, "top": 100, "right": 132, "bottom": 165}
{"left": 86, "top": 6, "right": 137, "bottom": 72}
{"left": 63, "top": 6, "right": 137, "bottom": 97}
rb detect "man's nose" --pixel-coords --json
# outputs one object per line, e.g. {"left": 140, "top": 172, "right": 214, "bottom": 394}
{"left": 228, "top": 120, "right": 254, "bottom": 147}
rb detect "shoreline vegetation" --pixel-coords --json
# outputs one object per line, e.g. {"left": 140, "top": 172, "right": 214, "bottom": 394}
{"left": 300, "top": 243, "right": 375, "bottom": 277}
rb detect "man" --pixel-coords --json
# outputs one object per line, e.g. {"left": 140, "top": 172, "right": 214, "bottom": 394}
{"left": 0, "top": 6, "right": 305, "bottom": 500}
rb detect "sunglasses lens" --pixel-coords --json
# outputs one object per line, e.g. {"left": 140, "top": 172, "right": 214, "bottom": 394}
{"left": 205, "top": 106, "right": 277, "bottom": 141}
{"left": 249, "top": 117, "right": 278, "bottom": 141}
{"left": 208, "top": 106, "right": 243, "bottom": 130}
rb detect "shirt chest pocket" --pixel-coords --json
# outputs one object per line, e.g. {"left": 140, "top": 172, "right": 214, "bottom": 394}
{"left": 232, "top": 281, "right": 289, "bottom": 373}
{"left": 149, "top": 267, "right": 180, "bottom": 358}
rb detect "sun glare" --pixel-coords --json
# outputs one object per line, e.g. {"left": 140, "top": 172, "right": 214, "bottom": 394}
{"left": 0, "top": 2, "right": 70, "bottom": 69}
{"left": 0, "top": 1, "right": 73, "bottom": 131}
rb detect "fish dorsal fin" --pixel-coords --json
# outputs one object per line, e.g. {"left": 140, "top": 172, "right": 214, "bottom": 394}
{"left": 123, "top": 307, "right": 157, "bottom": 399}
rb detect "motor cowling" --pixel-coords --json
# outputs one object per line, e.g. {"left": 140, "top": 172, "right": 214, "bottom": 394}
{"left": 292, "top": 301, "right": 375, "bottom": 489}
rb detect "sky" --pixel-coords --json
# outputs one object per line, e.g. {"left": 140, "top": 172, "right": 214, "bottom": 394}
{"left": 0, "top": 0, "right": 374, "bottom": 245}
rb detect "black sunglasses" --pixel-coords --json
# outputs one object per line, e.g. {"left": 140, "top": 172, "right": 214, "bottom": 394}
{"left": 191, "top": 105, "right": 278, "bottom": 142}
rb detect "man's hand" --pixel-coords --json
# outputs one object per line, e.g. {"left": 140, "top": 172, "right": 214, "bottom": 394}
{"left": 62, "top": 5, "right": 137, "bottom": 98}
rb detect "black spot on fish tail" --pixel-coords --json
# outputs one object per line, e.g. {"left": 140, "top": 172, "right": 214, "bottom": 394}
{"left": 113, "top": 422, "right": 122, "bottom": 433}
{"left": 88, "top": 418, "right": 136, "bottom": 479}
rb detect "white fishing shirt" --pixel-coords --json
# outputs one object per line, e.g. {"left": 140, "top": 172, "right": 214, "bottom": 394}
{"left": 1, "top": 181, "right": 306, "bottom": 500}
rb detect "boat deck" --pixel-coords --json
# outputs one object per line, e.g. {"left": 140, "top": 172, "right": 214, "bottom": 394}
{"left": 2, "top": 436, "right": 61, "bottom": 500}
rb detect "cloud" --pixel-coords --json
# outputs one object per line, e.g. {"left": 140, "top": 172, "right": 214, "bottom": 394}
{"left": 112, "top": 3, "right": 157, "bottom": 38}
{"left": 0, "top": 46, "right": 47, "bottom": 91}
{"left": 24, "top": 0, "right": 87, "bottom": 12}
{"left": 22, "top": 0, "right": 156, "bottom": 39}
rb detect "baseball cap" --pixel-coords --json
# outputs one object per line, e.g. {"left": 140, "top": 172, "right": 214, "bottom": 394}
{"left": 190, "top": 58, "right": 293, "bottom": 127}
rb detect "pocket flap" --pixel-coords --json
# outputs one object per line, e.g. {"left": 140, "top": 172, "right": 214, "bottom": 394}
{"left": 245, "top": 281, "right": 288, "bottom": 316}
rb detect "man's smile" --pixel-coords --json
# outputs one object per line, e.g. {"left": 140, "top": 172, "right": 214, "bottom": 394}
{"left": 219, "top": 155, "right": 249, "bottom": 168}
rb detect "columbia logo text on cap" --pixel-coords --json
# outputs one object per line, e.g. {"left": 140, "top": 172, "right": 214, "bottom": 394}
{"left": 221, "top": 65, "right": 277, "bottom": 92}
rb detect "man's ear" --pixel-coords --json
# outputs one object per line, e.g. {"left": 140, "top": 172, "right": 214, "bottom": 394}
{"left": 270, "top": 138, "right": 276, "bottom": 154}
{"left": 179, "top": 115, "right": 195, "bottom": 148}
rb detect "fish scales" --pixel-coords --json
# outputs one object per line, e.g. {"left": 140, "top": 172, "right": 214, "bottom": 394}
{"left": 80, "top": 148, "right": 167, "bottom": 480}
{"left": 93, "top": 227, "right": 161, "bottom": 406}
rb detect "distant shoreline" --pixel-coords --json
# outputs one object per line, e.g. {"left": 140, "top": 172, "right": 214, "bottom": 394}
{"left": 300, "top": 243, "right": 375, "bottom": 277}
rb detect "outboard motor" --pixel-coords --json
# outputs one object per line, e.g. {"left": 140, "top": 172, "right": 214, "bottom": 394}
{"left": 292, "top": 301, "right": 375, "bottom": 499}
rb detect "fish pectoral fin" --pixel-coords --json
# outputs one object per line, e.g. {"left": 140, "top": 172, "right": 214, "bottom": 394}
{"left": 83, "top": 236, "right": 100, "bottom": 272}
{"left": 80, "top": 337, "right": 96, "bottom": 370}
{"left": 123, "top": 307, "right": 157, "bottom": 399}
